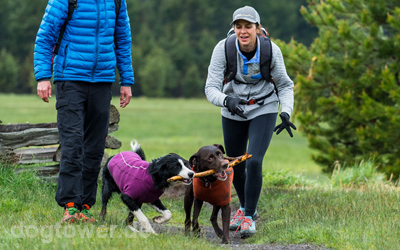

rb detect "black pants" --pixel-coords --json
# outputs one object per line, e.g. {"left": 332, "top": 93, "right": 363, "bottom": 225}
{"left": 55, "top": 81, "right": 112, "bottom": 209}
{"left": 222, "top": 113, "right": 277, "bottom": 218}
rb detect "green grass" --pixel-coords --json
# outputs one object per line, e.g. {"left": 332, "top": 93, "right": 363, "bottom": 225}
{"left": 0, "top": 93, "right": 322, "bottom": 177}
{"left": 0, "top": 167, "right": 221, "bottom": 250}
{"left": 2, "top": 94, "right": 400, "bottom": 249}
{"left": 254, "top": 186, "right": 400, "bottom": 249}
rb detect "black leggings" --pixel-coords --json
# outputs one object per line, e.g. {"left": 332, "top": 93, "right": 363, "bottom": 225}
{"left": 222, "top": 113, "right": 277, "bottom": 218}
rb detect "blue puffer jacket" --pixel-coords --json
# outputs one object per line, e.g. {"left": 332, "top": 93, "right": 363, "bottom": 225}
{"left": 34, "top": 0, "right": 134, "bottom": 86}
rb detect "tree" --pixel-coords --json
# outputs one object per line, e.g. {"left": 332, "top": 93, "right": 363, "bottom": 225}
{"left": 139, "top": 46, "right": 177, "bottom": 97}
{"left": 121, "top": 0, "right": 318, "bottom": 97}
{"left": 0, "top": 49, "right": 19, "bottom": 93}
{"left": 281, "top": 0, "right": 400, "bottom": 176}
{"left": 0, "top": 0, "right": 318, "bottom": 95}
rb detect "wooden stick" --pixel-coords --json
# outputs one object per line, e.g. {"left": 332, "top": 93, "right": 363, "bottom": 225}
{"left": 226, "top": 153, "right": 252, "bottom": 168}
{"left": 167, "top": 153, "right": 252, "bottom": 182}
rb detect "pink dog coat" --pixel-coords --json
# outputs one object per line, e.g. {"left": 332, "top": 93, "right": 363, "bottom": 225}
{"left": 108, "top": 151, "right": 164, "bottom": 203}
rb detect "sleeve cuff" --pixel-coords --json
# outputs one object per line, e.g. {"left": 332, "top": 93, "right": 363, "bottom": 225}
{"left": 281, "top": 107, "right": 292, "bottom": 117}
{"left": 37, "top": 78, "right": 50, "bottom": 83}
{"left": 120, "top": 83, "right": 133, "bottom": 87}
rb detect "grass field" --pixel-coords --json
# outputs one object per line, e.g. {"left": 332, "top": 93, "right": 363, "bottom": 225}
{"left": 0, "top": 93, "right": 322, "bottom": 178}
{"left": 1, "top": 94, "right": 400, "bottom": 250}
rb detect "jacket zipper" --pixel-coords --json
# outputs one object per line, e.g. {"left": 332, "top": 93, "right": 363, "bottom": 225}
{"left": 92, "top": 0, "right": 100, "bottom": 82}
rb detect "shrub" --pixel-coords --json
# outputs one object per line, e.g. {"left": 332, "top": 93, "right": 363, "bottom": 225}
{"left": 0, "top": 49, "right": 18, "bottom": 93}
{"left": 282, "top": 0, "right": 400, "bottom": 176}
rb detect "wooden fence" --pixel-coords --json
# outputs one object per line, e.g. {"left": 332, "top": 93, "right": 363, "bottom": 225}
{"left": 0, "top": 104, "right": 121, "bottom": 182}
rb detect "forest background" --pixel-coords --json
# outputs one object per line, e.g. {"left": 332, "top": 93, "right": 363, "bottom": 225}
{"left": 0, "top": 0, "right": 317, "bottom": 97}
{"left": 1, "top": 0, "right": 399, "bottom": 177}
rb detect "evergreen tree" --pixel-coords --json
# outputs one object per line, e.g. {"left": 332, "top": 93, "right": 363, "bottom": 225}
{"left": 0, "top": 49, "right": 19, "bottom": 93}
{"left": 283, "top": 0, "right": 400, "bottom": 176}
{"left": 138, "top": 46, "right": 178, "bottom": 97}
{"left": 0, "top": 0, "right": 318, "bottom": 95}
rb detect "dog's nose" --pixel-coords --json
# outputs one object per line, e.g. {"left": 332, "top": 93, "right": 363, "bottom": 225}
{"left": 188, "top": 172, "right": 194, "bottom": 179}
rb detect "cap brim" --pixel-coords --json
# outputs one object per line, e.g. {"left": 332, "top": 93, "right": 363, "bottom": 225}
{"left": 230, "top": 17, "right": 258, "bottom": 26}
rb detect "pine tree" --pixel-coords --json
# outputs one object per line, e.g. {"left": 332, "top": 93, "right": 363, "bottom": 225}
{"left": 285, "top": 0, "right": 400, "bottom": 176}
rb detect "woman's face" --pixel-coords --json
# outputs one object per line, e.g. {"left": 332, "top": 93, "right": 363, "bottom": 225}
{"left": 233, "top": 20, "right": 260, "bottom": 52}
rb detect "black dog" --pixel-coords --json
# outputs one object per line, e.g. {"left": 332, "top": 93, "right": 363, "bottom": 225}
{"left": 100, "top": 139, "right": 194, "bottom": 234}
{"left": 184, "top": 144, "right": 232, "bottom": 243}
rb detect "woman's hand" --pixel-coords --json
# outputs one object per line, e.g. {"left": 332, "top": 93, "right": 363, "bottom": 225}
{"left": 274, "top": 112, "right": 296, "bottom": 137}
{"left": 224, "top": 96, "right": 248, "bottom": 119}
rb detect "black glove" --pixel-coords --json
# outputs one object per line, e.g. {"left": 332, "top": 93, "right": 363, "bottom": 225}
{"left": 274, "top": 112, "right": 296, "bottom": 137}
{"left": 224, "top": 96, "right": 247, "bottom": 119}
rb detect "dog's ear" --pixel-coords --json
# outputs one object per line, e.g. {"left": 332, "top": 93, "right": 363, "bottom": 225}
{"left": 189, "top": 154, "right": 199, "bottom": 172}
{"left": 213, "top": 144, "right": 225, "bottom": 155}
{"left": 148, "top": 162, "right": 163, "bottom": 175}
{"left": 149, "top": 154, "right": 176, "bottom": 176}
{"left": 167, "top": 153, "right": 189, "bottom": 168}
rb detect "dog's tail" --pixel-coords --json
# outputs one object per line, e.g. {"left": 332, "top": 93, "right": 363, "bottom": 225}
{"left": 130, "top": 139, "right": 146, "bottom": 160}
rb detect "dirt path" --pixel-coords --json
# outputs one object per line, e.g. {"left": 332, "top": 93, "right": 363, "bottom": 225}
{"left": 158, "top": 185, "right": 331, "bottom": 249}
{"left": 149, "top": 222, "right": 329, "bottom": 250}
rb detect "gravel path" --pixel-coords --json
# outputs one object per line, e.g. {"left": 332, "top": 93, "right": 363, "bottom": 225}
{"left": 148, "top": 221, "right": 329, "bottom": 250}
{"left": 156, "top": 185, "right": 331, "bottom": 250}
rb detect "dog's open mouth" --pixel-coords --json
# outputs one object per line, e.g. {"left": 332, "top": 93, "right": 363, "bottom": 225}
{"left": 181, "top": 178, "right": 193, "bottom": 185}
{"left": 214, "top": 171, "right": 228, "bottom": 181}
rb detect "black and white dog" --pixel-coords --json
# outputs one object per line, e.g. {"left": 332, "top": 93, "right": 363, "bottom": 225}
{"left": 100, "top": 140, "right": 194, "bottom": 234}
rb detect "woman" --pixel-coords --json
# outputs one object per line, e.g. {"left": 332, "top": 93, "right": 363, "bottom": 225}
{"left": 205, "top": 6, "right": 296, "bottom": 237}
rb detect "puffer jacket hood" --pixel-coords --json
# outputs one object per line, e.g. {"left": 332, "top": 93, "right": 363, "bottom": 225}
{"left": 34, "top": 0, "right": 134, "bottom": 85}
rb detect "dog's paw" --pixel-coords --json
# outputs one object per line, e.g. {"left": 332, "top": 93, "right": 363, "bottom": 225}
{"left": 153, "top": 215, "right": 170, "bottom": 224}
{"left": 144, "top": 228, "right": 158, "bottom": 235}
{"left": 152, "top": 210, "right": 172, "bottom": 224}
{"left": 215, "top": 229, "right": 223, "bottom": 238}
{"left": 127, "top": 225, "right": 158, "bottom": 236}
{"left": 194, "top": 229, "right": 201, "bottom": 238}
{"left": 221, "top": 237, "right": 230, "bottom": 244}
{"left": 127, "top": 225, "right": 140, "bottom": 233}
{"left": 144, "top": 226, "right": 158, "bottom": 235}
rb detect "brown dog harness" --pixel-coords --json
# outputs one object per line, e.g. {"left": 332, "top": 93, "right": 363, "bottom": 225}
{"left": 193, "top": 167, "right": 234, "bottom": 207}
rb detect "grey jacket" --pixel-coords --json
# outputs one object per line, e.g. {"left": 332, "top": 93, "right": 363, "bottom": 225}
{"left": 205, "top": 37, "right": 294, "bottom": 121}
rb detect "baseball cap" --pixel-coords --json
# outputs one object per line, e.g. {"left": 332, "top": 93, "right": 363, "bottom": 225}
{"left": 230, "top": 6, "right": 260, "bottom": 26}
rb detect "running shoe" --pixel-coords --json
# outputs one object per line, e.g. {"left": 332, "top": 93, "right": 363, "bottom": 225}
{"left": 239, "top": 216, "right": 256, "bottom": 238}
{"left": 80, "top": 204, "right": 96, "bottom": 223}
{"left": 229, "top": 208, "right": 245, "bottom": 231}
{"left": 61, "top": 202, "right": 80, "bottom": 223}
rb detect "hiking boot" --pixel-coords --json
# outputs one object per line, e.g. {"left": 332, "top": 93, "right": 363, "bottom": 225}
{"left": 239, "top": 216, "right": 256, "bottom": 238}
{"left": 229, "top": 208, "right": 245, "bottom": 231}
{"left": 61, "top": 202, "right": 80, "bottom": 223}
{"left": 80, "top": 204, "right": 97, "bottom": 223}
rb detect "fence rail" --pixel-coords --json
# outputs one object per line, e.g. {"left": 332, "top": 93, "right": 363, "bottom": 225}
{"left": 0, "top": 104, "right": 121, "bottom": 182}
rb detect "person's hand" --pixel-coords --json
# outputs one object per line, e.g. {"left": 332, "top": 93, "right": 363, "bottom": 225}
{"left": 224, "top": 96, "right": 247, "bottom": 119}
{"left": 37, "top": 80, "right": 52, "bottom": 103}
{"left": 120, "top": 86, "right": 132, "bottom": 108}
{"left": 274, "top": 112, "right": 296, "bottom": 137}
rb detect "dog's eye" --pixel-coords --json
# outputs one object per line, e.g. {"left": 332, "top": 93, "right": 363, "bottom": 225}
{"left": 208, "top": 156, "right": 213, "bottom": 160}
